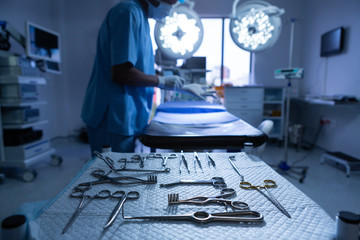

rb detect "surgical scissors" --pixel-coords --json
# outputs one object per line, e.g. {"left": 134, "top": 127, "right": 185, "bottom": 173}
{"left": 240, "top": 180, "right": 291, "bottom": 218}
{"left": 62, "top": 187, "right": 111, "bottom": 234}
{"left": 104, "top": 191, "right": 140, "bottom": 229}
{"left": 160, "top": 177, "right": 227, "bottom": 189}
{"left": 123, "top": 210, "right": 263, "bottom": 223}
{"left": 75, "top": 169, "right": 157, "bottom": 188}
{"left": 168, "top": 188, "right": 249, "bottom": 211}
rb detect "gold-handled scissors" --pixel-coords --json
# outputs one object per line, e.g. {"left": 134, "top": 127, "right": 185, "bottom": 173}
{"left": 240, "top": 180, "right": 291, "bottom": 218}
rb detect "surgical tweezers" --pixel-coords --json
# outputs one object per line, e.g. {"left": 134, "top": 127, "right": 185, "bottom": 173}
{"left": 123, "top": 210, "right": 263, "bottom": 223}
{"left": 179, "top": 150, "right": 190, "bottom": 174}
{"left": 206, "top": 152, "right": 216, "bottom": 168}
{"left": 228, "top": 156, "right": 245, "bottom": 181}
{"left": 193, "top": 152, "right": 204, "bottom": 173}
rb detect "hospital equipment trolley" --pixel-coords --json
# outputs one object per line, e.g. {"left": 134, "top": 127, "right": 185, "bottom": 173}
{"left": 0, "top": 56, "right": 62, "bottom": 182}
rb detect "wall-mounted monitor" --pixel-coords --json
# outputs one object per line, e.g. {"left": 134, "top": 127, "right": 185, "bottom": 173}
{"left": 25, "top": 21, "right": 61, "bottom": 74}
{"left": 320, "top": 26, "right": 344, "bottom": 57}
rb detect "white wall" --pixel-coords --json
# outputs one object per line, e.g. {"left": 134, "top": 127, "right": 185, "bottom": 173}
{"left": 294, "top": 0, "right": 360, "bottom": 158}
{"left": 1, "top": 0, "right": 359, "bottom": 158}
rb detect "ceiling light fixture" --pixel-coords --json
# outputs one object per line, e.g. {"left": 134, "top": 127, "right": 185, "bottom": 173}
{"left": 229, "top": 0, "right": 284, "bottom": 52}
{"left": 154, "top": 0, "right": 203, "bottom": 60}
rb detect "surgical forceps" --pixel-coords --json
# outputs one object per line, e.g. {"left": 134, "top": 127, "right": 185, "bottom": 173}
{"left": 161, "top": 153, "right": 177, "bottom": 168}
{"left": 62, "top": 187, "right": 111, "bottom": 234}
{"left": 179, "top": 150, "right": 190, "bottom": 174}
{"left": 132, "top": 153, "right": 164, "bottom": 168}
{"left": 123, "top": 210, "right": 263, "bottom": 223}
{"left": 104, "top": 191, "right": 140, "bottom": 229}
{"left": 206, "top": 152, "right": 216, "bottom": 168}
{"left": 94, "top": 151, "right": 116, "bottom": 172}
{"left": 75, "top": 169, "right": 157, "bottom": 188}
{"left": 240, "top": 180, "right": 291, "bottom": 218}
{"left": 193, "top": 152, "right": 204, "bottom": 173}
{"left": 228, "top": 156, "right": 244, "bottom": 181}
{"left": 168, "top": 188, "right": 249, "bottom": 211}
{"left": 160, "top": 177, "right": 227, "bottom": 189}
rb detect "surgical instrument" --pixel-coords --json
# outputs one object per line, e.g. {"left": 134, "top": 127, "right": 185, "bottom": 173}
{"left": 75, "top": 169, "right": 157, "bottom": 188}
{"left": 160, "top": 177, "right": 227, "bottom": 189}
{"left": 180, "top": 150, "right": 190, "bottom": 174}
{"left": 123, "top": 210, "right": 263, "bottom": 223}
{"left": 193, "top": 152, "right": 204, "bottom": 173}
{"left": 131, "top": 154, "right": 146, "bottom": 168}
{"left": 132, "top": 153, "right": 164, "bottom": 168}
{"left": 168, "top": 188, "right": 249, "bottom": 211}
{"left": 206, "top": 152, "right": 216, "bottom": 168}
{"left": 62, "top": 187, "right": 111, "bottom": 234}
{"left": 104, "top": 191, "right": 140, "bottom": 229}
{"left": 94, "top": 151, "right": 116, "bottom": 172}
{"left": 162, "top": 153, "right": 177, "bottom": 168}
{"left": 240, "top": 180, "right": 291, "bottom": 218}
{"left": 116, "top": 167, "right": 170, "bottom": 174}
{"left": 228, "top": 156, "right": 244, "bottom": 181}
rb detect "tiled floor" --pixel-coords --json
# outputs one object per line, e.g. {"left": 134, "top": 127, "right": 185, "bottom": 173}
{"left": 0, "top": 137, "right": 359, "bottom": 229}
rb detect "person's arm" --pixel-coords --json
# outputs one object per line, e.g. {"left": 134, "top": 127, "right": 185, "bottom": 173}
{"left": 111, "top": 62, "right": 185, "bottom": 90}
{"left": 111, "top": 62, "right": 159, "bottom": 87}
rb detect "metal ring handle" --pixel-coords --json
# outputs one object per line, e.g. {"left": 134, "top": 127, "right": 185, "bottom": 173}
{"left": 231, "top": 201, "right": 249, "bottom": 210}
{"left": 263, "top": 179, "right": 277, "bottom": 188}
{"left": 127, "top": 191, "right": 140, "bottom": 200}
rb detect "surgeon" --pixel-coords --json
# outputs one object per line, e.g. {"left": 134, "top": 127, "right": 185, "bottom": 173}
{"left": 81, "top": 0, "right": 185, "bottom": 154}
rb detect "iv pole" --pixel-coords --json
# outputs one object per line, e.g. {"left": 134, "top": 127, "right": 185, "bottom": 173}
{"left": 277, "top": 18, "right": 307, "bottom": 182}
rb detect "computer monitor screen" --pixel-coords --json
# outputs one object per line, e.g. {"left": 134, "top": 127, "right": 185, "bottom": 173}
{"left": 25, "top": 21, "right": 61, "bottom": 63}
{"left": 320, "top": 27, "right": 344, "bottom": 57}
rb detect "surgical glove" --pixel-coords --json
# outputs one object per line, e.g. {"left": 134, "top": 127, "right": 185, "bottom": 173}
{"left": 158, "top": 76, "right": 185, "bottom": 90}
{"left": 181, "top": 83, "right": 217, "bottom": 100}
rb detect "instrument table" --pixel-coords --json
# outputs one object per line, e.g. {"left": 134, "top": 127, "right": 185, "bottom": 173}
{"left": 31, "top": 152, "right": 335, "bottom": 239}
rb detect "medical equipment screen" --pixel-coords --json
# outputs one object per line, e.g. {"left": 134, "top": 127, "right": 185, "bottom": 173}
{"left": 25, "top": 21, "right": 61, "bottom": 63}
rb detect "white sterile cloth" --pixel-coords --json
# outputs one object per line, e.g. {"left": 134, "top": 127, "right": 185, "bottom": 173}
{"left": 31, "top": 152, "right": 335, "bottom": 240}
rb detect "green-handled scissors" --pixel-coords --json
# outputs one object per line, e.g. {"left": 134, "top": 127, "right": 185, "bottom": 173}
{"left": 240, "top": 180, "right": 291, "bottom": 218}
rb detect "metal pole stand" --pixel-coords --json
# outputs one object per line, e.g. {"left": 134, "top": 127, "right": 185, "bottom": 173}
{"left": 276, "top": 78, "right": 307, "bottom": 183}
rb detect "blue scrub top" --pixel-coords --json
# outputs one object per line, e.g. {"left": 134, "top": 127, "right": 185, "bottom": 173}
{"left": 81, "top": 0, "right": 155, "bottom": 136}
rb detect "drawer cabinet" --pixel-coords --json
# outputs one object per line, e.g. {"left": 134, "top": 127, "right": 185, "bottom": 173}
{"left": 224, "top": 87, "right": 264, "bottom": 127}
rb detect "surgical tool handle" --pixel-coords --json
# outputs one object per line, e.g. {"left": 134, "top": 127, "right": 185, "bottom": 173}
{"left": 160, "top": 180, "right": 211, "bottom": 188}
{"left": 175, "top": 198, "right": 249, "bottom": 210}
{"left": 124, "top": 211, "right": 263, "bottom": 223}
{"left": 104, "top": 195, "right": 127, "bottom": 229}
{"left": 62, "top": 197, "right": 86, "bottom": 234}
{"left": 240, "top": 180, "right": 276, "bottom": 190}
{"left": 116, "top": 168, "right": 170, "bottom": 173}
{"left": 263, "top": 185, "right": 291, "bottom": 218}
{"left": 228, "top": 157, "right": 244, "bottom": 182}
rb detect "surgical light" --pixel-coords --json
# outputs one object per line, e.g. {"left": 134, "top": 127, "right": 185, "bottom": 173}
{"left": 230, "top": 0, "right": 284, "bottom": 52}
{"left": 154, "top": 0, "right": 203, "bottom": 60}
